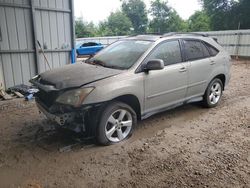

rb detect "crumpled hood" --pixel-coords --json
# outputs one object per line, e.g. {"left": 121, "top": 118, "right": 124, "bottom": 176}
{"left": 37, "top": 63, "right": 123, "bottom": 90}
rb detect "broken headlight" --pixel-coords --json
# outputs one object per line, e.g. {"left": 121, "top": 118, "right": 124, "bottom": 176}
{"left": 56, "top": 87, "right": 94, "bottom": 107}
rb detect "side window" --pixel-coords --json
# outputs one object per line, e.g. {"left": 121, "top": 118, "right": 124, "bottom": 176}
{"left": 204, "top": 42, "right": 219, "bottom": 56}
{"left": 81, "top": 43, "right": 89, "bottom": 47}
{"left": 183, "top": 40, "right": 210, "bottom": 61}
{"left": 82, "top": 42, "right": 97, "bottom": 47}
{"left": 148, "top": 40, "right": 182, "bottom": 66}
{"left": 89, "top": 42, "right": 98, "bottom": 46}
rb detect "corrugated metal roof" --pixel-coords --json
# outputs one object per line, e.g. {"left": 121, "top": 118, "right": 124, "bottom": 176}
{"left": 0, "top": 0, "right": 74, "bottom": 89}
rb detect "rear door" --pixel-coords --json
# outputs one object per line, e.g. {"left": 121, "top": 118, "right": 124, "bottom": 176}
{"left": 143, "top": 40, "right": 189, "bottom": 115}
{"left": 182, "top": 39, "right": 213, "bottom": 98}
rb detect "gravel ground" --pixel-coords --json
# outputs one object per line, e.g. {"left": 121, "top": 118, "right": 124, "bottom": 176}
{"left": 0, "top": 61, "right": 249, "bottom": 188}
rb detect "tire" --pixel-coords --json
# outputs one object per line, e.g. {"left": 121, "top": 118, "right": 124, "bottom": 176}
{"left": 203, "top": 78, "right": 223, "bottom": 108}
{"left": 96, "top": 101, "right": 137, "bottom": 145}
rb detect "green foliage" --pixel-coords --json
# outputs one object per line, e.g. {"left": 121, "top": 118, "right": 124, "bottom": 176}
{"left": 200, "top": 0, "right": 250, "bottom": 30}
{"left": 102, "top": 11, "right": 133, "bottom": 36}
{"left": 148, "top": 0, "right": 187, "bottom": 33}
{"left": 75, "top": 18, "right": 96, "bottom": 38}
{"left": 121, "top": 0, "right": 148, "bottom": 34}
{"left": 96, "top": 21, "right": 111, "bottom": 36}
{"left": 188, "top": 11, "right": 211, "bottom": 31}
{"left": 201, "top": 0, "right": 235, "bottom": 30}
{"left": 75, "top": 0, "right": 250, "bottom": 38}
{"left": 233, "top": 0, "right": 250, "bottom": 29}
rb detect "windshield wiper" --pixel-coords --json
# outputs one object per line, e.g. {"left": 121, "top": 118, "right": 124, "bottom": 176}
{"left": 104, "top": 65, "right": 126, "bottom": 70}
{"left": 85, "top": 58, "right": 126, "bottom": 70}
{"left": 85, "top": 58, "right": 106, "bottom": 67}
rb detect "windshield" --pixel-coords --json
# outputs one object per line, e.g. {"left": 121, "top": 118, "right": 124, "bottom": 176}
{"left": 75, "top": 42, "right": 82, "bottom": 49}
{"left": 86, "top": 40, "right": 153, "bottom": 69}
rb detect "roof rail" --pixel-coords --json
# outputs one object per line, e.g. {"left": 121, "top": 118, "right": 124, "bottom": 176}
{"left": 162, "top": 32, "right": 208, "bottom": 37}
{"left": 127, "top": 33, "right": 162, "bottom": 37}
{"left": 143, "top": 32, "right": 162, "bottom": 35}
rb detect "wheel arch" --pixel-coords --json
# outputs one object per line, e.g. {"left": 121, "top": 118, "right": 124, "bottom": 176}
{"left": 112, "top": 94, "right": 141, "bottom": 120}
{"left": 212, "top": 74, "right": 226, "bottom": 90}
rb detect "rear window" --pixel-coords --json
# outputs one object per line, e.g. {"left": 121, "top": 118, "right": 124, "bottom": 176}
{"left": 183, "top": 40, "right": 210, "bottom": 61}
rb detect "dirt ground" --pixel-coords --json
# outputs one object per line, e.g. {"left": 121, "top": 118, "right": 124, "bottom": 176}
{"left": 0, "top": 61, "right": 249, "bottom": 188}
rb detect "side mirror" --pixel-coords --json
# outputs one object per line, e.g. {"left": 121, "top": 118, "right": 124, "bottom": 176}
{"left": 144, "top": 59, "right": 164, "bottom": 71}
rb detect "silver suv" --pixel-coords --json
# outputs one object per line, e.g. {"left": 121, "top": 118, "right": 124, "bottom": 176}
{"left": 31, "top": 33, "right": 232, "bottom": 145}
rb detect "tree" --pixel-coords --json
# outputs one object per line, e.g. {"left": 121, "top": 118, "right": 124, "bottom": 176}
{"left": 105, "top": 11, "right": 133, "bottom": 36}
{"left": 233, "top": 0, "right": 250, "bottom": 29}
{"left": 201, "top": 0, "right": 250, "bottom": 30}
{"left": 149, "top": 0, "right": 186, "bottom": 33}
{"left": 200, "top": 0, "right": 238, "bottom": 30}
{"left": 75, "top": 18, "right": 96, "bottom": 38}
{"left": 96, "top": 21, "right": 111, "bottom": 36}
{"left": 167, "top": 10, "right": 188, "bottom": 32}
{"left": 188, "top": 11, "right": 211, "bottom": 31}
{"left": 121, "top": 0, "right": 148, "bottom": 34}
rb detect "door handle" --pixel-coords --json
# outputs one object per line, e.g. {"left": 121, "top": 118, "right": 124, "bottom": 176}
{"left": 210, "top": 60, "right": 215, "bottom": 65}
{"left": 179, "top": 67, "right": 187, "bottom": 72}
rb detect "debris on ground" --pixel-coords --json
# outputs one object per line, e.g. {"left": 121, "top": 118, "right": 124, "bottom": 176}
{"left": 0, "top": 84, "right": 39, "bottom": 101}
{"left": 0, "top": 61, "right": 249, "bottom": 187}
{"left": 0, "top": 88, "right": 12, "bottom": 100}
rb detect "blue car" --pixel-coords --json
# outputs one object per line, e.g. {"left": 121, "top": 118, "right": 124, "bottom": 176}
{"left": 76, "top": 42, "right": 104, "bottom": 56}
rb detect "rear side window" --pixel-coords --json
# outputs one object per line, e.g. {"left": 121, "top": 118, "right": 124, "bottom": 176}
{"left": 183, "top": 40, "right": 210, "bottom": 61}
{"left": 148, "top": 40, "right": 182, "bottom": 66}
{"left": 204, "top": 42, "right": 219, "bottom": 56}
{"left": 200, "top": 42, "right": 210, "bottom": 57}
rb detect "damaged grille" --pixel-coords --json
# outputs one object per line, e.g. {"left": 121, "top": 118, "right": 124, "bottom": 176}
{"left": 39, "top": 78, "right": 56, "bottom": 87}
{"left": 35, "top": 89, "right": 58, "bottom": 108}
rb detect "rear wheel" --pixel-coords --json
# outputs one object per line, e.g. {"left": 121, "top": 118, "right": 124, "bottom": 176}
{"left": 96, "top": 102, "right": 137, "bottom": 145}
{"left": 203, "top": 78, "right": 223, "bottom": 108}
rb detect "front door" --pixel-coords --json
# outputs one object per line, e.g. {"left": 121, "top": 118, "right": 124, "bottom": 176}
{"left": 143, "top": 40, "right": 188, "bottom": 115}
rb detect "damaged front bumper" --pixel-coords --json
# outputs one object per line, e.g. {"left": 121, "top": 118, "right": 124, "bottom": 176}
{"left": 36, "top": 101, "right": 75, "bottom": 126}
{"left": 36, "top": 99, "right": 98, "bottom": 133}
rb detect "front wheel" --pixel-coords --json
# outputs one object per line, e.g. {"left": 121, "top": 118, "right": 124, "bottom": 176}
{"left": 203, "top": 78, "right": 223, "bottom": 108}
{"left": 96, "top": 102, "right": 137, "bottom": 145}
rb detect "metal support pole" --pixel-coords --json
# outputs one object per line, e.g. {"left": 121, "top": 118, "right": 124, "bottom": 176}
{"left": 30, "top": 0, "right": 39, "bottom": 74}
{"left": 235, "top": 22, "right": 241, "bottom": 60}
{"left": 235, "top": 32, "right": 241, "bottom": 60}
{"left": 70, "top": 0, "right": 76, "bottom": 64}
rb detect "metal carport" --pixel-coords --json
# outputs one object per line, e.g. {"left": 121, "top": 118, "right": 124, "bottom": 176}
{"left": 0, "top": 0, "right": 75, "bottom": 90}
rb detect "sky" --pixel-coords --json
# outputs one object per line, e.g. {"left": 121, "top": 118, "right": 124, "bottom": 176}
{"left": 74, "top": 0, "right": 202, "bottom": 24}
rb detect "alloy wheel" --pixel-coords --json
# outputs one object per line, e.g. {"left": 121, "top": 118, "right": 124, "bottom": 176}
{"left": 105, "top": 109, "right": 133, "bottom": 142}
{"left": 209, "top": 82, "right": 222, "bottom": 105}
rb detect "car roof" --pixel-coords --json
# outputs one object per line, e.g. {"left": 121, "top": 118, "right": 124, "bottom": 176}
{"left": 125, "top": 35, "right": 162, "bottom": 41}
{"left": 125, "top": 32, "right": 209, "bottom": 42}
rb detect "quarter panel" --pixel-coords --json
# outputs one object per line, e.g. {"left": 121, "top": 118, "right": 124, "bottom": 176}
{"left": 205, "top": 52, "right": 229, "bottom": 91}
